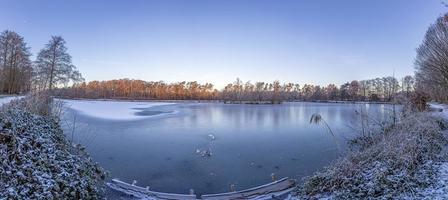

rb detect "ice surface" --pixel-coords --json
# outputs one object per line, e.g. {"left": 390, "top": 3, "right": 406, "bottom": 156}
{"left": 61, "top": 99, "right": 175, "bottom": 120}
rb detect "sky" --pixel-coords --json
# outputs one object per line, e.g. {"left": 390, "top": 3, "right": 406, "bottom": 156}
{"left": 1, "top": 0, "right": 446, "bottom": 88}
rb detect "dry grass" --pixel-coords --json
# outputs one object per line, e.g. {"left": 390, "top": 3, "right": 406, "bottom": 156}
{"left": 299, "top": 112, "right": 448, "bottom": 199}
{"left": 2, "top": 92, "right": 64, "bottom": 119}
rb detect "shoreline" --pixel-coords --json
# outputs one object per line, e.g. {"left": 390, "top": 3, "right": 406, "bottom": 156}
{"left": 55, "top": 96, "right": 395, "bottom": 105}
{"left": 297, "top": 103, "right": 448, "bottom": 199}
{"left": 0, "top": 96, "right": 106, "bottom": 199}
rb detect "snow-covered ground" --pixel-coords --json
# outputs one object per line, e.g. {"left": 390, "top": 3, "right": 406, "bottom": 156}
{"left": 414, "top": 162, "right": 448, "bottom": 200}
{"left": 424, "top": 103, "right": 448, "bottom": 199}
{"left": 0, "top": 96, "right": 21, "bottom": 106}
{"left": 429, "top": 103, "right": 446, "bottom": 110}
{"left": 61, "top": 99, "right": 175, "bottom": 120}
{"left": 429, "top": 103, "right": 448, "bottom": 119}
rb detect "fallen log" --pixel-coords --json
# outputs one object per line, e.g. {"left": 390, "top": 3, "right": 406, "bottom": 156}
{"left": 107, "top": 177, "right": 296, "bottom": 200}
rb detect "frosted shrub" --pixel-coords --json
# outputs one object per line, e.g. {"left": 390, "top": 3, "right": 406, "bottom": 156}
{"left": 0, "top": 97, "right": 106, "bottom": 199}
{"left": 299, "top": 113, "right": 448, "bottom": 199}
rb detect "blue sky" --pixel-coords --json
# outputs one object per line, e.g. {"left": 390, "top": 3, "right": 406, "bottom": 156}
{"left": 1, "top": 0, "right": 446, "bottom": 88}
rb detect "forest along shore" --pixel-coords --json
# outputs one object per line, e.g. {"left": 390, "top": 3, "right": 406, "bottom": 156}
{"left": 56, "top": 96, "right": 397, "bottom": 105}
{"left": 54, "top": 76, "right": 412, "bottom": 104}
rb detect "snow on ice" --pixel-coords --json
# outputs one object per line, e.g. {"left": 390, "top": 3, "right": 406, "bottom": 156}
{"left": 61, "top": 99, "right": 174, "bottom": 120}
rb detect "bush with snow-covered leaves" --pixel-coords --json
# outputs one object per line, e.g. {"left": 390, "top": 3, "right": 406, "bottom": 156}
{"left": 299, "top": 113, "right": 448, "bottom": 199}
{"left": 0, "top": 97, "right": 106, "bottom": 199}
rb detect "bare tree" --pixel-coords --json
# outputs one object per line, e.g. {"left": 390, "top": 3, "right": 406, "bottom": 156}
{"left": 0, "top": 30, "right": 33, "bottom": 94}
{"left": 349, "top": 80, "right": 360, "bottom": 101}
{"left": 401, "top": 75, "right": 415, "bottom": 97}
{"left": 415, "top": 14, "right": 448, "bottom": 101}
{"left": 325, "top": 84, "right": 339, "bottom": 100}
{"left": 35, "top": 36, "right": 83, "bottom": 91}
{"left": 359, "top": 80, "right": 369, "bottom": 101}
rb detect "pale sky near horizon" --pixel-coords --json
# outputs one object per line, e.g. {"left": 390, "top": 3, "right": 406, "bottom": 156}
{"left": 1, "top": 0, "right": 446, "bottom": 88}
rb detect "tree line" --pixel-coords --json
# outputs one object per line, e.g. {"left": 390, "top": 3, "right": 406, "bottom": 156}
{"left": 55, "top": 76, "right": 414, "bottom": 103}
{"left": 0, "top": 30, "right": 82, "bottom": 94}
{"left": 221, "top": 76, "right": 412, "bottom": 102}
{"left": 56, "top": 80, "right": 218, "bottom": 100}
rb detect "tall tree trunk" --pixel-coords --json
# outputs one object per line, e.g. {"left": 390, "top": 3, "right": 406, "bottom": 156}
{"left": 49, "top": 45, "right": 56, "bottom": 91}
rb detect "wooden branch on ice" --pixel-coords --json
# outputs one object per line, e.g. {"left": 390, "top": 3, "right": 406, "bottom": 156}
{"left": 107, "top": 177, "right": 296, "bottom": 200}
{"left": 201, "top": 178, "right": 296, "bottom": 200}
{"left": 107, "top": 179, "right": 197, "bottom": 200}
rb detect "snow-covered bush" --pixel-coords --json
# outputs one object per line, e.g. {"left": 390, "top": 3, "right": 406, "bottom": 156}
{"left": 5, "top": 92, "right": 59, "bottom": 117}
{"left": 299, "top": 113, "right": 448, "bottom": 199}
{"left": 0, "top": 96, "right": 106, "bottom": 199}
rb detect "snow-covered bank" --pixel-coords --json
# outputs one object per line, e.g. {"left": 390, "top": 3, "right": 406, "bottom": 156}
{"left": 61, "top": 99, "right": 175, "bottom": 120}
{"left": 297, "top": 110, "right": 448, "bottom": 199}
{"left": 0, "top": 97, "right": 106, "bottom": 199}
{"left": 406, "top": 162, "right": 448, "bottom": 200}
{"left": 0, "top": 96, "right": 22, "bottom": 106}
{"left": 417, "top": 103, "right": 448, "bottom": 199}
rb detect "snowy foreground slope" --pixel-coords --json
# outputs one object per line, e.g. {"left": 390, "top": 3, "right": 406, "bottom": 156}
{"left": 421, "top": 103, "right": 448, "bottom": 200}
{"left": 0, "top": 98, "right": 106, "bottom": 199}
{"left": 61, "top": 99, "right": 174, "bottom": 120}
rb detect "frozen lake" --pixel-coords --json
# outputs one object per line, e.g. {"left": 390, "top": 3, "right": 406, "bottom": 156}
{"left": 61, "top": 100, "right": 394, "bottom": 195}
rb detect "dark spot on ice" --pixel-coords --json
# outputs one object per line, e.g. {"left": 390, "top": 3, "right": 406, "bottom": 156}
{"left": 205, "top": 182, "right": 214, "bottom": 188}
{"left": 182, "top": 160, "right": 190, "bottom": 164}
{"left": 165, "top": 157, "right": 172, "bottom": 161}
{"left": 150, "top": 171, "right": 167, "bottom": 180}
{"left": 274, "top": 165, "right": 280, "bottom": 170}
{"left": 134, "top": 110, "right": 171, "bottom": 116}
{"left": 132, "top": 107, "right": 150, "bottom": 110}
{"left": 107, "top": 156, "right": 114, "bottom": 160}
{"left": 178, "top": 160, "right": 199, "bottom": 176}
{"left": 256, "top": 164, "right": 263, "bottom": 169}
